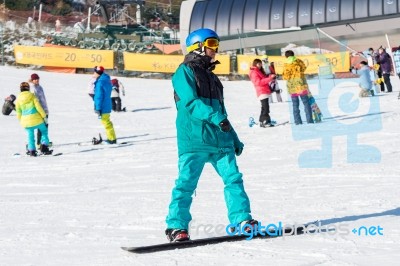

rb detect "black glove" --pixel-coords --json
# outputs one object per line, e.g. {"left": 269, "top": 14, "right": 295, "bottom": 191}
{"left": 235, "top": 147, "right": 243, "bottom": 156}
{"left": 219, "top": 119, "right": 232, "bottom": 132}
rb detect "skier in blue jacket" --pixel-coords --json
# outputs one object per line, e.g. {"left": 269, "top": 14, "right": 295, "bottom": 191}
{"left": 93, "top": 66, "right": 117, "bottom": 144}
{"left": 165, "top": 28, "right": 257, "bottom": 242}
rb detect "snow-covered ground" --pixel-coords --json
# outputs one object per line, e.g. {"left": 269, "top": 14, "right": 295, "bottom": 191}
{"left": 0, "top": 66, "right": 399, "bottom": 266}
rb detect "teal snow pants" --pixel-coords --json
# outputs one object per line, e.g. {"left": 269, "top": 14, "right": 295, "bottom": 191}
{"left": 166, "top": 151, "right": 252, "bottom": 230}
{"left": 25, "top": 122, "right": 49, "bottom": 151}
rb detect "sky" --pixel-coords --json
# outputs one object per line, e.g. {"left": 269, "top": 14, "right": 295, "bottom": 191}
{"left": 0, "top": 66, "right": 399, "bottom": 265}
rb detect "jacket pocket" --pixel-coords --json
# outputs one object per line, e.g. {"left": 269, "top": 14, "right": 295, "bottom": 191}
{"left": 201, "top": 122, "right": 216, "bottom": 145}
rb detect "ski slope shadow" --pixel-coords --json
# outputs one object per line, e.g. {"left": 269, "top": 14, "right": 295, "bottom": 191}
{"left": 78, "top": 143, "right": 134, "bottom": 153}
{"left": 131, "top": 107, "right": 171, "bottom": 112}
{"left": 54, "top": 134, "right": 150, "bottom": 147}
{"left": 117, "top": 134, "right": 149, "bottom": 141}
{"left": 326, "top": 111, "right": 387, "bottom": 122}
{"left": 318, "top": 207, "right": 400, "bottom": 226}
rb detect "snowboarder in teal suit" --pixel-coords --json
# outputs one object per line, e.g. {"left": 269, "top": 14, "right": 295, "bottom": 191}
{"left": 165, "top": 28, "right": 256, "bottom": 242}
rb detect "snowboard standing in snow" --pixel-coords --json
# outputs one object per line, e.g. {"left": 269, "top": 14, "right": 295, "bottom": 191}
{"left": 122, "top": 226, "right": 306, "bottom": 254}
{"left": 308, "top": 94, "right": 323, "bottom": 123}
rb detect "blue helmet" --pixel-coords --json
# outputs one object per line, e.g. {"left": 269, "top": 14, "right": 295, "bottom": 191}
{"left": 186, "top": 28, "right": 219, "bottom": 53}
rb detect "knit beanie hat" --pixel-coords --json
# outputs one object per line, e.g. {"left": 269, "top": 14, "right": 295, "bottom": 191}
{"left": 20, "top": 82, "right": 30, "bottom": 91}
{"left": 31, "top": 73, "right": 40, "bottom": 80}
{"left": 111, "top": 78, "right": 119, "bottom": 87}
{"left": 94, "top": 66, "right": 104, "bottom": 75}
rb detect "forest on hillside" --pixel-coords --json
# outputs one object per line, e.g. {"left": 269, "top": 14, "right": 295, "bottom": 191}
{"left": 3, "top": 0, "right": 184, "bottom": 25}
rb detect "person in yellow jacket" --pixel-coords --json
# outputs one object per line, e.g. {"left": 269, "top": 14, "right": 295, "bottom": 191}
{"left": 15, "top": 82, "right": 51, "bottom": 156}
{"left": 282, "top": 50, "right": 313, "bottom": 125}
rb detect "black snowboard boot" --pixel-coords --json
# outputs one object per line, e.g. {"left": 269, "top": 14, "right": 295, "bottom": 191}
{"left": 104, "top": 139, "right": 117, "bottom": 144}
{"left": 229, "top": 219, "right": 259, "bottom": 233}
{"left": 26, "top": 150, "right": 38, "bottom": 157}
{"left": 165, "top": 229, "right": 190, "bottom": 242}
{"left": 40, "top": 144, "right": 53, "bottom": 155}
{"left": 260, "top": 121, "right": 274, "bottom": 128}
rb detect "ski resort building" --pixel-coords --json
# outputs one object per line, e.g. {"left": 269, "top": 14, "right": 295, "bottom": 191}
{"left": 179, "top": 0, "right": 400, "bottom": 53}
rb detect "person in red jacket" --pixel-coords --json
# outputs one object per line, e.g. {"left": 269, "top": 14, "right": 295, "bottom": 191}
{"left": 249, "top": 58, "right": 276, "bottom": 127}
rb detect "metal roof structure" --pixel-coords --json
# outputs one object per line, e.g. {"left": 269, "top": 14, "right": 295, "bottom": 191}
{"left": 179, "top": 0, "right": 400, "bottom": 53}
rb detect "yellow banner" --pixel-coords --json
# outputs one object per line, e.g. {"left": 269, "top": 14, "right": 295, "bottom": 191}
{"left": 14, "top": 46, "right": 114, "bottom": 69}
{"left": 123, "top": 53, "right": 230, "bottom": 75}
{"left": 237, "top": 52, "right": 350, "bottom": 75}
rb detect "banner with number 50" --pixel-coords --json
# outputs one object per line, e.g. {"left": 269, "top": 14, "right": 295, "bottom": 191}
{"left": 14, "top": 45, "right": 114, "bottom": 69}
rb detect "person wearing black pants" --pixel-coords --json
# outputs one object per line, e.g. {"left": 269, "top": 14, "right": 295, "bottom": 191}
{"left": 259, "top": 98, "right": 271, "bottom": 126}
{"left": 375, "top": 47, "right": 393, "bottom": 93}
{"left": 249, "top": 58, "right": 276, "bottom": 128}
{"left": 382, "top": 73, "right": 392, "bottom": 92}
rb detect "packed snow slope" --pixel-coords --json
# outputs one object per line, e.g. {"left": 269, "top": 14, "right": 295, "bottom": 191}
{"left": 0, "top": 66, "right": 399, "bottom": 265}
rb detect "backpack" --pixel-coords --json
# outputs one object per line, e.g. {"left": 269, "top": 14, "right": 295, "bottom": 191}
{"left": 2, "top": 95, "right": 16, "bottom": 115}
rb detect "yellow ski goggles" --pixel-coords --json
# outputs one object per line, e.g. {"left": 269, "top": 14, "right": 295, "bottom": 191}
{"left": 187, "top": 38, "right": 219, "bottom": 52}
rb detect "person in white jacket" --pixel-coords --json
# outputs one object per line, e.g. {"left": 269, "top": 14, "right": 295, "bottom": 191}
{"left": 88, "top": 76, "right": 96, "bottom": 99}
{"left": 110, "top": 78, "right": 126, "bottom": 112}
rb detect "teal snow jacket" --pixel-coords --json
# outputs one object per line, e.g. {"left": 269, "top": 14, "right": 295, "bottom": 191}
{"left": 172, "top": 53, "right": 243, "bottom": 155}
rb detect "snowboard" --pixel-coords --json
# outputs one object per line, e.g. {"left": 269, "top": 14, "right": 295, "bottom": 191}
{"left": 271, "top": 120, "right": 290, "bottom": 127}
{"left": 122, "top": 226, "right": 305, "bottom": 254}
{"left": 249, "top": 117, "right": 289, "bottom": 127}
{"left": 12, "top": 151, "right": 62, "bottom": 157}
{"left": 308, "top": 95, "right": 323, "bottom": 123}
{"left": 78, "top": 141, "right": 128, "bottom": 146}
{"left": 78, "top": 133, "right": 128, "bottom": 146}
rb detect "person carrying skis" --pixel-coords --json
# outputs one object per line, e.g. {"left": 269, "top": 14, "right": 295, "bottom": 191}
{"left": 2, "top": 94, "right": 16, "bottom": 115}
{"left": 165, "top": 28, "right": 257, "bottom": 242}
{"left": 15, "top": 82, "right": 51, "bottom": 156}
{"left": 111, "top": 78, "right": 126, "bottom": 112}
{"left": 93, "top": 66, "right": 117, "bottom": 144}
